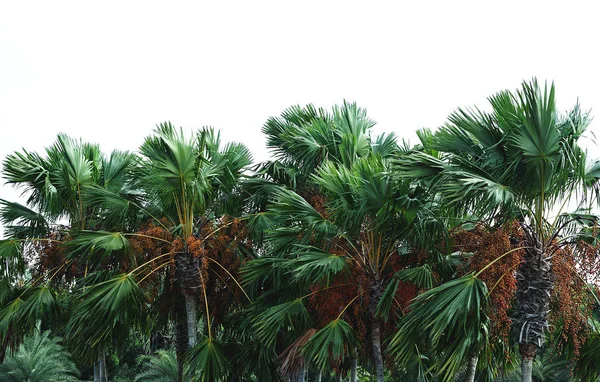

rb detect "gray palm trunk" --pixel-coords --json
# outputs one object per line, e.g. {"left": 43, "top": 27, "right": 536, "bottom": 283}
{"left": 175, "top": 307, "right": 187, "bottom": 382}
{"left": 93, "top": 361, "right": 99, "bottom": 382}
{"left": 315, "top": 371, "right": 322, "bottom": 382}
{"left": 520, "top": 355, "right": 534, "bottom": 382}
{"left": 464, "top": 355, "right": 478, "bottom": 382}
{"left": 350, "top": 354, "right": 358, "bottom": 382}
{"left": 370, "top": 281, "right": 385, "bottom": 382}
{"left": 94, "top": 349, "right": 107, "bottom": 382}
{"left": 371, "top": 321, "right": 385, "bottom": 382}
{"left": 175, "top": 250, "right": 200, "bottom": 382}
{"left": 515, "top": 227, "right": 551, "bottom": 382}
{"left": 185, "top": 294, "right": 198, "bottom": 348}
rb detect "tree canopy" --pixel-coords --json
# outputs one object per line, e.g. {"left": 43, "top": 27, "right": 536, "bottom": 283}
{"left": 1, "top": 79, "right": 600, "bottom": 382}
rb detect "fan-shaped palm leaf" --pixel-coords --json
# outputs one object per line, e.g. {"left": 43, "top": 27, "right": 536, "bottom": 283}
{"left": 186, "top": 337, "right": 228, "bottom": 382}
{"left": 389, "top": 274, "right": 489, "bottom": 382}
{"left": 301, "top": 319, "right": 358, "bottom": 372}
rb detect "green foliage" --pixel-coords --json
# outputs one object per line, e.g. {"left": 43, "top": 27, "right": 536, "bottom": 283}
{"left": 138, "top": 122, "right": 252, "bottom": 237}
{"left": 0, "top": 285, "right": 58, "bottom": 348}
{"left": 0, "top": 331, "right": 79, "bottom": 382}
{"left": 301, "top": 319, "right": 358, "bottom": 372}
{"left": 252, "top": 299, "right": 310, "bottom": 348}
{"left": 495, "top": 352, "right": 573, "bottom": 382}
{"left": 2, "top": 87, "right": 600, "bottom": 382}
{"left": 66, "top": 274, "right": 146, "bottom": 360}
{"left": 67, "top": 230, "right": 129, "bottom": 260}
{"left": 573, "top": 332, "right": 600, "bottom": 381}
{"left": 396, "top": 79, "right": 594, "bottom": 223}
{"left": 135, "top": 350, "right": 180, "bottom": 382}
{"left": 397, "top": 264, "right": 436, "bottom": 290}
{"left": 0, "top": 240, "right": 24, "bottom": 277}
{"left": 186, "top": 338, "right": 228, "bottom": 382}
{"left": 0, "top": 200, "right": 48, "bottom": 239}
{"left": 389, "top": 274, "right": 489, "bottom": 381}
{"left": 288, "top": 247, "right": 347, "bottom": 285}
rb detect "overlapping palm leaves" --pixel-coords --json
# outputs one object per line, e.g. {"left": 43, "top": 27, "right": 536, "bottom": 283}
{"left": 244, "top": 101, "right": 440, "bottom": 381}
{"left": 0, "top": 331, "right": 79, "bottom": 382}
{"left": 393, "top": 79, "right": 600, "bottom": 381}
{"left": 64, "top": 123, "right": 253, "bottom": 381}
{"left": 1, "top": 87, "right": 599, "bottom": 381}
{"left": 0, "top": 125, "right": 253, "bottom": 381}
{"left": 0, "top": 134, "right": 139, "bottom": 369}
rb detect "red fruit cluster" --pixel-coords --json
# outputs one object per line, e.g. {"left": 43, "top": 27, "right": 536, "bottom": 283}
{"left": 452, "top": 222, "right": 524, "bottom": 344}
{"left": 549, "top": 243, "right": 591, "bottom": 358}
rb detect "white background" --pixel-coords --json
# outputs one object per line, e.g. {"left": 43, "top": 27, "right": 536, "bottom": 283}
{"left": 2, "top": 1, "right": 600, "bottom": 235}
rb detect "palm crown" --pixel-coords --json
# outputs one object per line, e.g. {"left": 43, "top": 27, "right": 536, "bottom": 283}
{"left": 394, "top": 79, "right": 600, "bottom": 381}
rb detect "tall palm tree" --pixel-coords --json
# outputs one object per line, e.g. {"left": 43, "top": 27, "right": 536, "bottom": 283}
{"left": 0, "top": 134, "right": 138, "bottom": 381}
{"left": 63, "top": 123, "right": 253, "bottom": 381}
{"left": 138, "top": 123, "right": 251, "bottom": 380}
{"left": 395, "top": 79, "right": 600, "bottom": 381}
{"left": 244, "top": 102, "right": 438, "bottom": 382}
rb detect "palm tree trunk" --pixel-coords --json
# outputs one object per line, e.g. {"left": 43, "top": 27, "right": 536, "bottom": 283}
{"left": 350, "top": 355, "right": 358, "bottom": 382}
{"left": 520, "top": 343, "right": 536, "bottom": 382}
{"left": 315, "top": 371, "right": 322, "bottom": 382}
{"left": 521, "top": 357, "right": 533, "bottom": 382}
{"left": 97, "top": 349, "right": 107, "bottom": 382}
{"left": 371, "top": 320, "right": 385, "bottom": 382}
{"left": 175, "top": 294, "right": 188, "bottom": 382}
{"left": 516, "top": 228, "right": 549, "bottom": 382}
{"left": 175, "top": 250, "right": 200, "bottom": 381}
{"left": 368, "top": 279, "right": 385, "bottom": 382}
{"left": 93, "top": 361, "right": 99, "bottom": 382}
{"left": 184, "top": 294, "right": 198, "bottom": 348}
{"left": 296, "top": 366, "right": 305, "bottom": 382}
{"left": 465, "top": 355, "right": 478, "bottom": 382}
{"left": 177, "top": 251, "right": 199, "bottom": 349}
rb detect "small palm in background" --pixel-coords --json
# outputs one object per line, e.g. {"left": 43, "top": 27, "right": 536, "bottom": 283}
{"left": 495, "top": 353, "right": 573, "bottom": 382}
{"left": 134, "top": 350, "right": 180, "bottom": 382}
{"left": 0, "top": 331, "right": 79, "bottom": 382}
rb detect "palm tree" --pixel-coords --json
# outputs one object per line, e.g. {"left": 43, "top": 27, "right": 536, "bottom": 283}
{"left": 244, "top": 102, "right": 438, "bottom": 382}
{"left": 135, "top": 350, "right": 180, "bottom": 382}
{"left": 137, "top": 123, "right": 251, "bottom": 381}
{"left": 0, "top": 331, "right": 79, "bottom": 382}
{"left": 63, "top": 123, "right": 253, "bottom": 381}
{"left": 395, "top": 79, "right": 600, "bottom": 381}
{"left": 0, "top": 134, "right": 138, "bottom": 380}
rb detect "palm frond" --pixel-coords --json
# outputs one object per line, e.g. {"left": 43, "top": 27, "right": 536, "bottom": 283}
{"left": 389, "top": 274, "right": 489, "bottom": 382}
{"left": 288, "top": 247, "right": 347, "bottom": 285}
{"left": 301, "top": 319, "right": 357, "bottom": 372}
{"left": 66, "top": 230, "right": 129, "bottom": 261}
{"left": 268, "top": 188, "right": 336, "bottom": 247}
{"left": 186, "top": 338, "right": 228, "bottom": 382}
{"left": 397, "top": 264, "right": 436, "bottom": 290}
{"left": 0, "top": 200, "right": 49, "bottom": 238}
{"left": 135, "top": 350, "right": 180, "bottom": 382}
{"left": 573, "top": 332, "right": 600, "bottom": 381}
{"left": 66, "top": 274, "right": 146, "bottom": 359}
{"left": 278, "top": 328, "right": 317, "bottom": 378}
{"left": 252, "top": 299, "right": 310, "bottom": 348}
{"left": 0, "top": 239, "right": 24, "bottom": 277}
{"left": 0, "top": 331, "right": 79, "bottom": 382}
{"left": 101, "top": 150, "right": 137, "bottom": 191}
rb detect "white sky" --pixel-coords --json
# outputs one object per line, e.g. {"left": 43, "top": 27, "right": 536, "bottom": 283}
{"left": 1, "top": 1, "right": 600, "bottom": 236}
